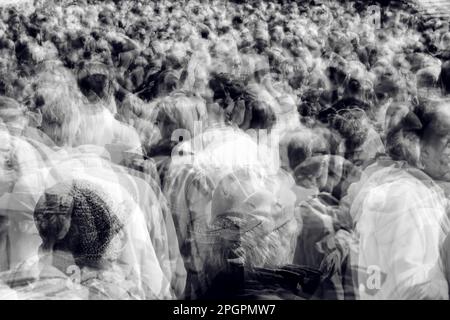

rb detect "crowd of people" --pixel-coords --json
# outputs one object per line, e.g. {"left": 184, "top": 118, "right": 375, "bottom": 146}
{"left": 1, "top": 0, "right": 450, "bottom": 299}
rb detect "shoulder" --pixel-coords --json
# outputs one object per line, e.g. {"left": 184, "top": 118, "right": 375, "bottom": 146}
{"left": 363, "top": 170, "right": 433, "bottom": 212}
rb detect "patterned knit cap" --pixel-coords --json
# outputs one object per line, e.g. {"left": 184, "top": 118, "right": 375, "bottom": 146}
{"left": 34, "top": 179, "right": 124, "bottom": 268}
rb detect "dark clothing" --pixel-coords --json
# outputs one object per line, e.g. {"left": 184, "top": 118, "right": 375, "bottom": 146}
{"left": 198, "top": 263, "right": 322, "bottom": 300}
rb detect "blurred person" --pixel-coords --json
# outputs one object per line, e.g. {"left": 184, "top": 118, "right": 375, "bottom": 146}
{"left": 345, "top": 100, "right": 450, "bottom": 299}
{"left": 195, "top": 168, "right": 316, "bottom": 300}
{"left": 0, "top": 179, "right": 173, "bottom": 299}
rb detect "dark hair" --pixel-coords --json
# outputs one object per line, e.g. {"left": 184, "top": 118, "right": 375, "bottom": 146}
{"left": 208, "top": 73, "right": 247, "bottom": 107}
{"left": 78, "top": 73, "right": 109, "bottom": 101}
{"left": 328, "top": 108, "right": 369, "bottom": 152}
{"left": 232, "top": 16, "right": 243, "bottom": 28}
{"left": 208, "top": 73, "right": 274, "bottom": 129}
{"left": 137, "top": 67, "right": 179, "bottom": 102}
{"left": 374, "top": 76, "right": 400, "bottom": 101}
{"left": 248, "top": 101, "right": 277, "bottom": 130}
{"left": 384, "top": 101, "right": 424, "bottom": 164}
{"left": 200, "top": 29, "right": 209, "bottom": 39}
{"left": 439, "top": 61, "right": 450, "bottom": 95}
{"left": 326, "top": 66, "right": 346, "bottom": 85}
{"left": 347, "top": 78, "right": 362, "bottom": 95}
{"left": 287, "top": 138, "right": 310, "bottom": 170}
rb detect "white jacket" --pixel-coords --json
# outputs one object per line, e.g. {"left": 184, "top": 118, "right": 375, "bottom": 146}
{"left": 348, "top": 160, "right": 450, "bottom": 299}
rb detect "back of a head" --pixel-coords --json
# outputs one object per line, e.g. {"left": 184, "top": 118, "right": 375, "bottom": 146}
{"left": 154, "top": 92, "right": 207, "bottom": 138}
{"left": 34, "top": 180, "right": 124, "bottom": 269}
{"left": 384, "top": 102, "right": 422, "bottom": 166}
{"left": 77, "top": 62, "right": 112, "bottom": 103}
{"left": 33, "top": 80, "right": 83, "bottom": 146}
{"left": 279, "top": 128, "right": 329, "bottom": 172}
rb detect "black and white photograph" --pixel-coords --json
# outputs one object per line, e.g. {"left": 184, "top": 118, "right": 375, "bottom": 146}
{"left": 0, "top": 0, "right": 450, "bottom": 306}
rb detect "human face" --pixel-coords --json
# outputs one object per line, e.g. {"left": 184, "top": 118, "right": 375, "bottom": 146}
{"left": 0, "top": 130, "right": 17, "bottom": 197}
{"left": 421, "top": 105, "right": 450, "bottom": 181}
{"left": 155, "top": 109, "right": 177, "bottom": 141}
{"left": 294, "top": 154, "right": 329, "bottom": 190}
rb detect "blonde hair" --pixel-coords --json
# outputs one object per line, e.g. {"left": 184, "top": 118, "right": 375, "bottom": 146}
{"left": 153, "top": 92, "right": 208, "bottom": 135}
{"left": 35, "top": 67, "right": 84, "bottom": 146}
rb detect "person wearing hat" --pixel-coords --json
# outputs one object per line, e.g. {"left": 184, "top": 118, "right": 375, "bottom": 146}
{"left": 0, "top": 176, "right": 175, "bottom": 300}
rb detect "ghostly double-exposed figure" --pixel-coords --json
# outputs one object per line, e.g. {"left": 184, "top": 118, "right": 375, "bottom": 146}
{"left": 1, "top": 0, "right": 450, "bottom": 300}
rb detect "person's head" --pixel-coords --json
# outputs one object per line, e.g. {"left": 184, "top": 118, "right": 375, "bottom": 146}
{"left": 34, "top": 180, "right": 125, "bottom": 270}
{"left": 342, "top": 63, "right": 373, "bottom": 101}
{"left": 279, "top": 129, "right": 330, "bottom": 187}
{"left": 205, "top": 168, "right": 299, "bottom": 272}
{"left": 297, "top": 89, "right": 323, "bottom": 125}
{"left": 286, "top": 60, "right": 307, "bottom": 90}
{"left": 0, "top": 96, "right": 28, "bottom": 135}
{"left": 373, "top": 74, "right": 401, "bottom": 105}
{"left": 232, "top": 15, "right": 244, "bottom": 31}
{"left": 327, "top": 107, "right": 372, "bottom": 166}
{"left": 152, "top": 92, "right": 207, "bottom": 141}
{"left": 270, "top": 25, "right": 284, "bottom": 44}
{"left": 416, "top": 66, "right": 441, "bottom": 98}
{"left": 439, "top": 32, "right": 450, "bottom": 51}
{"left": 33, "top": 70, "right": 83, "bottom": 147}
{"left": 438, "top": 60, "right": 450, "bottom": 96}
{"left": 77, "top": 62, "right": 113, "bottom": 104}
{"left": 326, "top": 64, "right": 347, "bottom": 88}
{"left": 416, "top": 101, "right": 450, "bottom": 181}
{"left": 384, "top": 102, "right": 422, "bottom": 167}
{"left": 247, "top": 100, "right": 277, "bottom": 131}
{"left": 209, "top": 72, "right": 244, "bottom": 106}
{"left": 0, "top": 128, "right": 17, "bottom": 197}
{"left": 158, "top": 69, "right": 181, "bottom": 96}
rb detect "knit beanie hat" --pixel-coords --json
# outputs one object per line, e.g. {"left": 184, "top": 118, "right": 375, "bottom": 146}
{"left": 34, "top": 179, "right": 124, "bottom": 268}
